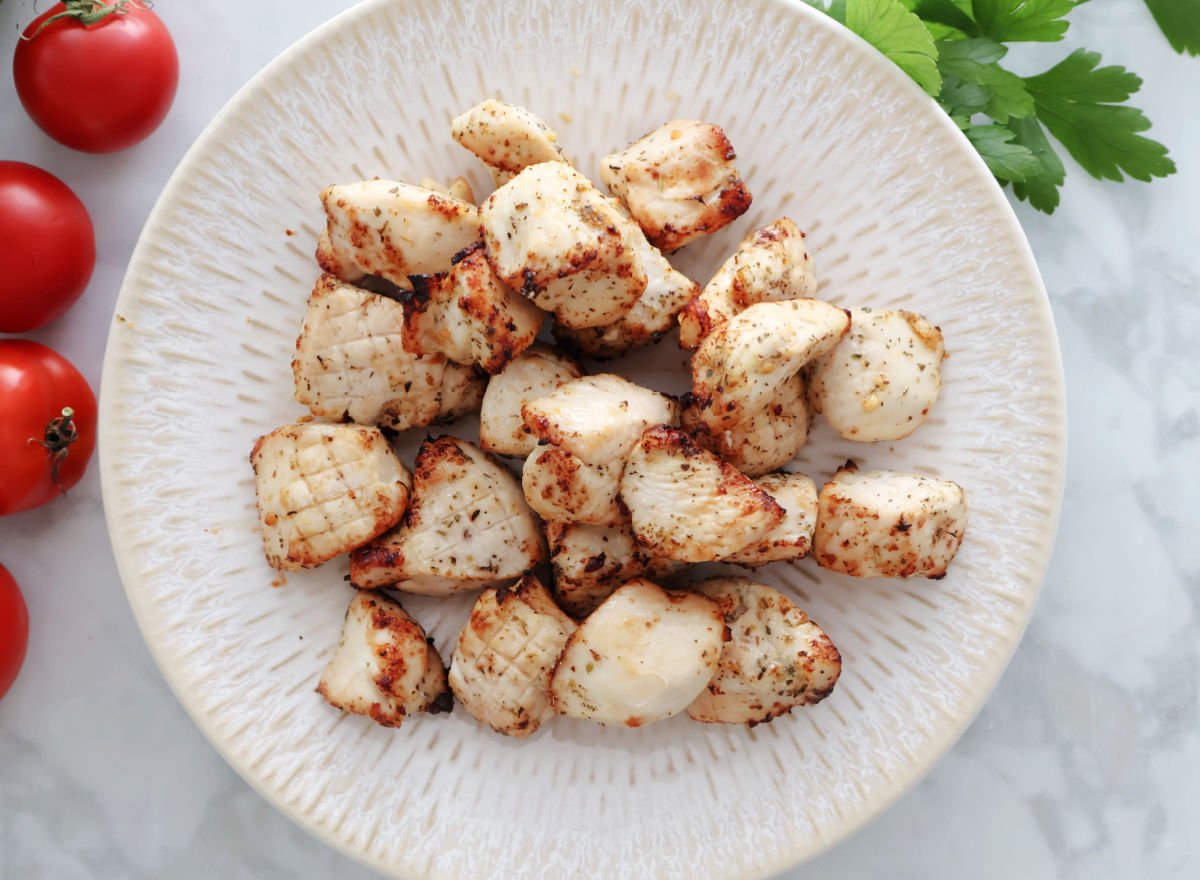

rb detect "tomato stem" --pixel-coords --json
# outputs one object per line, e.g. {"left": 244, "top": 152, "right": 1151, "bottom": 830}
{"left": 22, "top": 0, "right": 154, "bottom": 40}
{"left": 30, "top": 406, "right": 79, "bottom": 494}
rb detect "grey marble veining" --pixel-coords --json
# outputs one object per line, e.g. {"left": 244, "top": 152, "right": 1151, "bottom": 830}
{"left": 0, "top": 1, "right": 1196, "bottom": 878}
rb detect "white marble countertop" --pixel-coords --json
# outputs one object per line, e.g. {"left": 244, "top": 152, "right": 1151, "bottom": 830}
{"left": 1, "top": 1, "right": 1196, "bottom": 878}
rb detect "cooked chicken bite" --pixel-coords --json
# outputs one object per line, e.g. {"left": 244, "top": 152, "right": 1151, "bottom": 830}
{"left": 293, "top": 275, "right": 484, "bottom": 430}
{"left": 479, "top": 343, "right": 583, "bottom": 457}
{"left": 682, "top": 372, "right": 809, "bottom": 477}
{"left": 686, "top": 578, "right": 840, "bottom": 725}
{"left": 678, "top": 218, "right": 816, "bottom": 350}
{"left": 317, "top": 592, "right": 451, "bottom": 727}
{"left": 600, "top": 120, "right": 752, "bottom": 252}
{"left": 350, "top": 436, "right": 545, "bottom": 593}
{"left": 520, "top": 375, "right": 678, "bottom": 524}
{"left": 316, "top": 179, "right": 481, "bottom": 289}
{"left": 807, "top": 308, "right": 945, "bottom": 442}
{"left": 419, "top": 175, "right": 476, "bottom": 203}
{"left": 549, "top": 578, "right": 726, "bottom": 727}
{"left": 522, "top": 444, "right": 624, "bottom": 526}
{"left": 546, "top": 520, "right": 684, "bottom": 618}
{"left": 480, "top": 162, "right": 646, "bottom": 329}
{"left": 723, "top": 472, "right": 818, "bottom": 565}
{"left": 250, "top": 422, "right": 411, "bottom": 571}
{"left": 401, "top": 243, "right": 544, "bottom": 375}
{"left": 813, "top": 463, "right": 967, "bottom": 578}
{"left": 684, "top": 298, "right": 849, "bottom": 476}
{"left": 620, "top": 426, "right": 784, "bottom": 562}
{"left": 448, "top": 574, "right": 576, "bottom": 737}
{"left": 522, "top": 374, "right": 678, "bottom": 465}
{"left": 689, "top": 299, "right": 850, "bottom": 434}
{"left": 451, "top": 99, "right": 567, "bottom": 186}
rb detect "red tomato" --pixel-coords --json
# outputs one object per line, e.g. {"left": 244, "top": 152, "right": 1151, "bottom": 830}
{"left": 0, "top": 162, "right": 96, "bottom": 333}
{"left": 13, "top": 1, "right": 179, "bottom": 153}
{"left": 0, "top": 565, "right": 29, "bottom": 702}
{"left": 0, "top": 341, "right": 97, "bottom": 516}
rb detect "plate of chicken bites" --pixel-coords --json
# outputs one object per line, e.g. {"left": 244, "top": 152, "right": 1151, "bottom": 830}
{"left": 99, "top": 1, "right": 1067, "bottom": 877}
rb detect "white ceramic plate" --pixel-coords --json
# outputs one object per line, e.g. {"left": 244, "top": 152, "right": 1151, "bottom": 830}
{"left": 99, "top": 1, "right": 1067, "bottom": 877}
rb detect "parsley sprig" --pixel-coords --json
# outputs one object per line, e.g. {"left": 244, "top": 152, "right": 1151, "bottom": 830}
{"left": 808, "top": 0, "right": 1189, "bottom": 212}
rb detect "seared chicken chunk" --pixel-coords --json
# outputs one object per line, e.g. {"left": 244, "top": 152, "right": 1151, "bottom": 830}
{"left": 293, "top": 275, "right": 484, "bottom": 430}
{"left": 479, "top": 343, "right": 583, "bottom": 457}
{"left": 317, "top": 592, "right": 451, "bottom": 727}
{"left": 689, "top": 299, "right": 850, "bottom": 435}
{"left": 620, "top": 426, "right": 784, "bottom": 561}
{"left": 550, "top": 579, "right": 725, "bottom": 727}
{"left": 419, "top": 175, "right": 476, "bottom": 203}
{"left": 807, "top": 308, "right": 945, "bottom": 442}
{"left": 316, "top": 180, "right": 481, "bottom": 289}
{"left": 546, "top": 520, "right": 683, "bottom": 618}
{"left": 448, "top": 574, "right": 576, "bottom": 737}
{"left": 481, "top": 162, "right": 647, "bottom": 329}
{"left": 401, "top": 243, "right": 544, "bottom": 374}
{"left": 350, "top": 436, "right": 546, "bottom": 593}
{"left": 451, "top": 99, "right": 567, "bottom": 186}
{"left": 522, "top": 445, "right": 624, "bottom": 526}
{"left": 553, "top": 215, "right": 699, "bottom": 358}
{"left": 600, "top": 120, "right": 752, "bottom": 252}
{"left": 250, "top": 422, "right": 411, "bottom": 571}
{"left": 813, "top": 463, "right": 968, "bottom": 578}
{"left": 522, "top": 374, "right": 678, "bottom": 465}
{"left": 682, "top": 372, "right": 808, "bottom": 477}
{"left": 520, "top": 375, "right": 678, "bottom": 524}
{"left": 678, "top": 218, "right": 816, "bottom": 350}
{"left": 686, "top": 578, "right": 840, "bottom": 725}
{"left": 723, "top": 472, "right": 818, "bottom": 565}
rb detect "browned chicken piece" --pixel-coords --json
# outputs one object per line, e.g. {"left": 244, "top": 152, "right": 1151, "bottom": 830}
{"left": 813, "top": 462, "right": 968, "bottom": 579}
{"left": 292, "top": 275, "right": 484, "bottom": 431}
{"left": 451, "top": 99, "right": 568, "bottom": 187}
{"left": 400, "top": 243, "right": 544, "bottom": 375}
{"left": 448, "top": 574, "right": 576, "bottom": 737}
{"left": 317, "top": 592, "right": 452, "bottom": 727}
{"left": 686, "top": 578, "right": 840, "bottom": 725}
{"left": 250, "top": 422, "right": 411, "bottom": 571}
{"left": 681, "top": 372, "right": 809, "bottom": 477}
{"left": 418, "top": 175, "right": 477, "bottom": 203}
{"left": 545, "top": 519, "right": 684, "bottom": 618}
{"left": 316, "top": 180, "right": 481, "bottom": 289}
{"left": 684, "top": 299, "right": 850, "bottom": 476}
{"left": 723, "top": 472, "right": 818, "bottom": 565}
{"left": 678, "top": 217, "right": 816, "bottom": 350}
{"left": 807, "top": 307, "right": 945, "bottom": 442}
{"left": 479, "top": 343, "right": 584, "bottom": 457}
{"left": 350, "top": 436, "right": 546, "bottom": 593}
{"left": 550, "top": 578, "right": 726, "bottom": 726}
{"left": 600, "top": 120, "right": 752, "bottom": 252}
{"left": 520, "top": 374, "right": 678, "bottom": 525}
{"left": 552, "top": 213, "right": 699, "bottom": 358}
{"left": 620, "top": 425, "right": 784, "bottom": 562}
{"left": 481, "top": 161, "right": 647, "bottom": 329}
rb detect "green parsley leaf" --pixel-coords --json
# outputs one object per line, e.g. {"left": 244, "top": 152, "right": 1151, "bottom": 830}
{"left": 939, "top": 75, "right": 991, "bottom": 116}
{"left": 845, "top": 0, "right": 943, "bottom": 95}
{"left": 1007, "top": 116, "right": 1067, "bottom": 212}
{"left": 970, "top": 0, "right": 1075, "bottom": 42}
{"left": 936, "top": 38, "right": 1035, "bottom": 121}
{"left": 965, "top": 124, "right": 1044, "bottom": 180}
{"left": 1143, "top": 0, "right": 1200, "bottom": 56}
{"left": 910, "top": 0, "right": 980, "bottom": 34}
{"left": 1025, "top": 49, "right": 1176, "bottom": 181}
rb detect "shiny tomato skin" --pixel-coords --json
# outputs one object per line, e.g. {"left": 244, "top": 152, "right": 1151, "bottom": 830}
{"left": 0, "top": 162, "right": 95, "bottom": 333}
{"left": 0, "top": 341, "right": 97, "bottom": 516}
{"left": 13, "top": 3, "right": 179, "bottom": 153}
{"left": 0, "top": 564, "right": 29, "bottom": 702}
